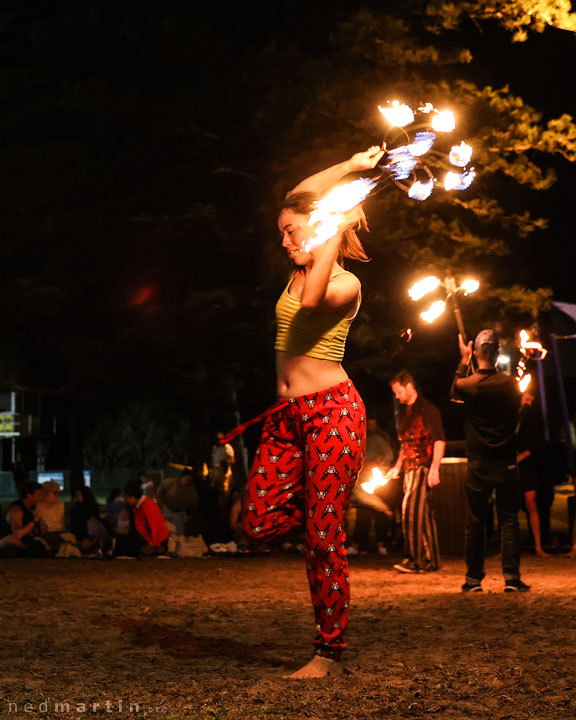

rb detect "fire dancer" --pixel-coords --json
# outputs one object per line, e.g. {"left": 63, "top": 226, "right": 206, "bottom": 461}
{"left": 452, "top": 330, "right": 529, "bottom": 592}
{"left": 222, "top": 145, "right": 384, "bottom": 679}
{"left": 389, "top": 371, "right": 445, "bottom": 573}
{"left": 516, "top": 390, "right": 551, "bottom": 558}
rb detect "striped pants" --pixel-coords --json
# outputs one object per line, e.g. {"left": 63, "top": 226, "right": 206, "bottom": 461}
{"left": 402, "top": 466, "right": 440, "bottom": 571}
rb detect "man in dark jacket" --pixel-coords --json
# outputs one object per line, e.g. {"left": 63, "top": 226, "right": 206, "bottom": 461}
{"left": 452, "top": 329, "right": 528, "bottom": 592}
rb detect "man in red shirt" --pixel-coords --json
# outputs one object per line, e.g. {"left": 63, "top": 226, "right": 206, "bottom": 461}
{"left": 389, "top": 370, "right": 446, "bottom": 573}
{"left": 124, "top": 478, "right": 169, "bottom": 554}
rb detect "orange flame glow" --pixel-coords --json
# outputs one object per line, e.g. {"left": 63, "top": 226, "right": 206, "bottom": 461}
{"left": 360, "top": 467, "right": 390, "bottom": 495}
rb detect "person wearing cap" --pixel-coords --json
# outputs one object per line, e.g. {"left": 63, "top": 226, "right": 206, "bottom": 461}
{"left": 452, "top": 330, "right": 529, "bottom": 592}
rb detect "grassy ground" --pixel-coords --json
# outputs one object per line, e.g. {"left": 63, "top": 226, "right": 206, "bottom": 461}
{"left": 1, "top": 552, "right": 575, "bottom": 720}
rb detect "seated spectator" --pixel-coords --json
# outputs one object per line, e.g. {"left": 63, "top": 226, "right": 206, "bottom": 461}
{"left": 140, "top": 472, "right": 157, "bottom": 500}
{"left": 0, "top": 481, "right": 50, "bottom": 557}
{"left": 36, "top": 481, "right": 66, "bottom": 532}
{"left": 157, "top": 470, "right": 199, "bottom": 537}
{"left": 122, "top": 478, "right": 169, "bottom": 556}
{"left": 71, "top": 486, "right": 109, "bottom": 554}
{"left": 106, "top": 488, "right": 131, "bottom": 536}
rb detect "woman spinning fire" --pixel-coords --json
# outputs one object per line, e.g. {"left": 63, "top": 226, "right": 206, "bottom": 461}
{"left": 225, "top": 145, "right": 383, "bottom": 678}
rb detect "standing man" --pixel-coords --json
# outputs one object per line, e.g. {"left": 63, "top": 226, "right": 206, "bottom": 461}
{"left": 452, "top": 330, "right": 529, "bottom": 592}
{"left": 389, "top": 371, "right": 446, "bottom": 573}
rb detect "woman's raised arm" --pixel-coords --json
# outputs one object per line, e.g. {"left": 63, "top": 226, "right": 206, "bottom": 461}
{"left": 288, "top": 146, "right": 384, "bottom": 196}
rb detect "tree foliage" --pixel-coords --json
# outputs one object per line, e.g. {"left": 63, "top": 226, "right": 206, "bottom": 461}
{"left": 1, "top": 2, "right": 575, "bottom": 458}
{"left": 426, "top": 0, "right": 576, "bottom": 40}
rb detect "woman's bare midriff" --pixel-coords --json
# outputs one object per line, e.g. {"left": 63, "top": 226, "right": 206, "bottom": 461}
{"left": 276, "top": 351, "right": 349, "bottom": 398}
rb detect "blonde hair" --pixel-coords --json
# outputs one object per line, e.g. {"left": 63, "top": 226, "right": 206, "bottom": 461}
{"left": 280, "top": 192, "right": 370, "bottom": 264}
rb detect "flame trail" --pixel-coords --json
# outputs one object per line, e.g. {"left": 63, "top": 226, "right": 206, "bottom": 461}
{"left": 361, "top": 467, "right": 390, "bottom": 495}
{"left": 421, "top": 300, "right": 446, "bottom": 323}
{"left": 305, "top": 177, "right": 377, "bottom": 251}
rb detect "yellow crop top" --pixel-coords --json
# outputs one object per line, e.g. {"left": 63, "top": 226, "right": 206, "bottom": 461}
{"left": 274, "top": 271, "right": 360, "bottom": 362}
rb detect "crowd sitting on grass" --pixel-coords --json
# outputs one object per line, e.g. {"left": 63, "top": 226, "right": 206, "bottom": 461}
{"left": 2, "top": 461, "right": 575, "bottom": 561}
{"left": 0, "top": 462, "right": 249, "bottom": 559}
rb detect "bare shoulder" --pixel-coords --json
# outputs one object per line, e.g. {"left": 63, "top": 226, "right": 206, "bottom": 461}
{"left": 321, "top": 271, "right": 361, "bottom": 312}
{"left": 331, "top": 270, "right": 361, "bottom": 293}
{"left": 7, "top": 504, "right": 22, "bottom": 523}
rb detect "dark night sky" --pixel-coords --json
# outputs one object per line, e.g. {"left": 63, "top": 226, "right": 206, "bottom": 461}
{"left": 2, "top": 3, "right": 576, "bottom": 463}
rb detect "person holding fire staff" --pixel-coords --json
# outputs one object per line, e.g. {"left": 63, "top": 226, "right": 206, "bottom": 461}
{"left": 220, "top": 145, "right": 384, "bottom": 679}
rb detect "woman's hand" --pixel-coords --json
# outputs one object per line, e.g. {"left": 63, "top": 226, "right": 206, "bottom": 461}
{"left": 348, "top": 146, "right": 385, "bottom": 173}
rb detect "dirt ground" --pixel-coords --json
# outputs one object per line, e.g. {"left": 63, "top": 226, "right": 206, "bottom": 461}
{"left": 1, "top": 552, "right": 575, "bottom": 720}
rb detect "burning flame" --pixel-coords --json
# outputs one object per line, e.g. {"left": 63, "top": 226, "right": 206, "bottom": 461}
{"left": 460, "top": 278, "right": 480, "bottom": 295}
{"left": 420, "top": 300, "right": 446, "bottom": 323}
{"left": 497, "top": 354, "right": 511, "bottom": 366}
{"left": 360, "top": 467, "right": 390, "bottom": 495}
{"left": 375, "top": 100, "right": 475, "bottom": 202}
{"left": 431, "top": 110, "right": 456, "bottom": 132}
{"left": 449, "top": 141, "right": 473, "bottom": 167}
{"left": 406, "top": 131, "right": 436, "bottom": 157}
{"left": 518, "top": 374, "right": 532, "bottom": 393}
{"left": 444, "top": 169, "right": 476, "bottom": 191}
{"left": 379, "top": 101, "right": 415, "bottom": 127}
{"left": 386, "top": 146, "right": 418, "bottom": 180}
{"left": 421, "top": 300, "right": 446, "bottom": 323}
{"left": 305, "top": 177, "right": 376, "bottom": 251}
{"left": 409, "top": 276, "right": 441, "bottom": 301}
{"left": 519, "top": 329, "right": 548, "bottom": 359}
{"left": 408, "top": 179, "right": 435, "bottom": 201}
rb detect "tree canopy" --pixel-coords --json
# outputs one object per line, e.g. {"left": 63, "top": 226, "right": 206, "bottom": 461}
{"left": 1, "top": 1, "right": 575, "bottom": 464}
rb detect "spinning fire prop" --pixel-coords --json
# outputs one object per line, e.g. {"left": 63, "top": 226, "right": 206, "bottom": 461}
{"left": 408, "top": 273, "right": 479, "bottom": 340}
{"left": 516, "top": 328, "right": 548, "bottom": 393}
{"left": 361, "top": 466, "right": 394, "bottom": 495}
{"left": 304, "top": 100, "right": 475, "bottom": 251}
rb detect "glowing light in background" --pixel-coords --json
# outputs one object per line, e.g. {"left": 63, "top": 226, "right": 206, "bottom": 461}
{"left": 131, "top": 285, "right": 155, "bottom": 306}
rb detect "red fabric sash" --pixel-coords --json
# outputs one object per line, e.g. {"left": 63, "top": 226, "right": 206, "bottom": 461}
{"left": 219, "top": 398, "right": 290, "bottom": 445}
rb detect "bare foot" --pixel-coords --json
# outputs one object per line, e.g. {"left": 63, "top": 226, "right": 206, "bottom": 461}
{"left": 283, "top": 656, "right": 343, "bottom": 680}
{"left": 536, "top": 548, "right": 552, "bottom": 558}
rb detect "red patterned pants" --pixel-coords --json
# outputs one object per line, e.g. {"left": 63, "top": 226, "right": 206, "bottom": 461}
{"left": 243, "top": 379, "right": 366, "bottom": 660}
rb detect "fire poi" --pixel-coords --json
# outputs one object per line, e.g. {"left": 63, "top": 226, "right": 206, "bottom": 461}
{"left": 304, "top": 100, "right": 476, "bottom": 252}
{"left": 516, "top": 328, "right": 548, "bottom": 392}
{"left": 360, "top": 466, "right": 394, "bottom": 495}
